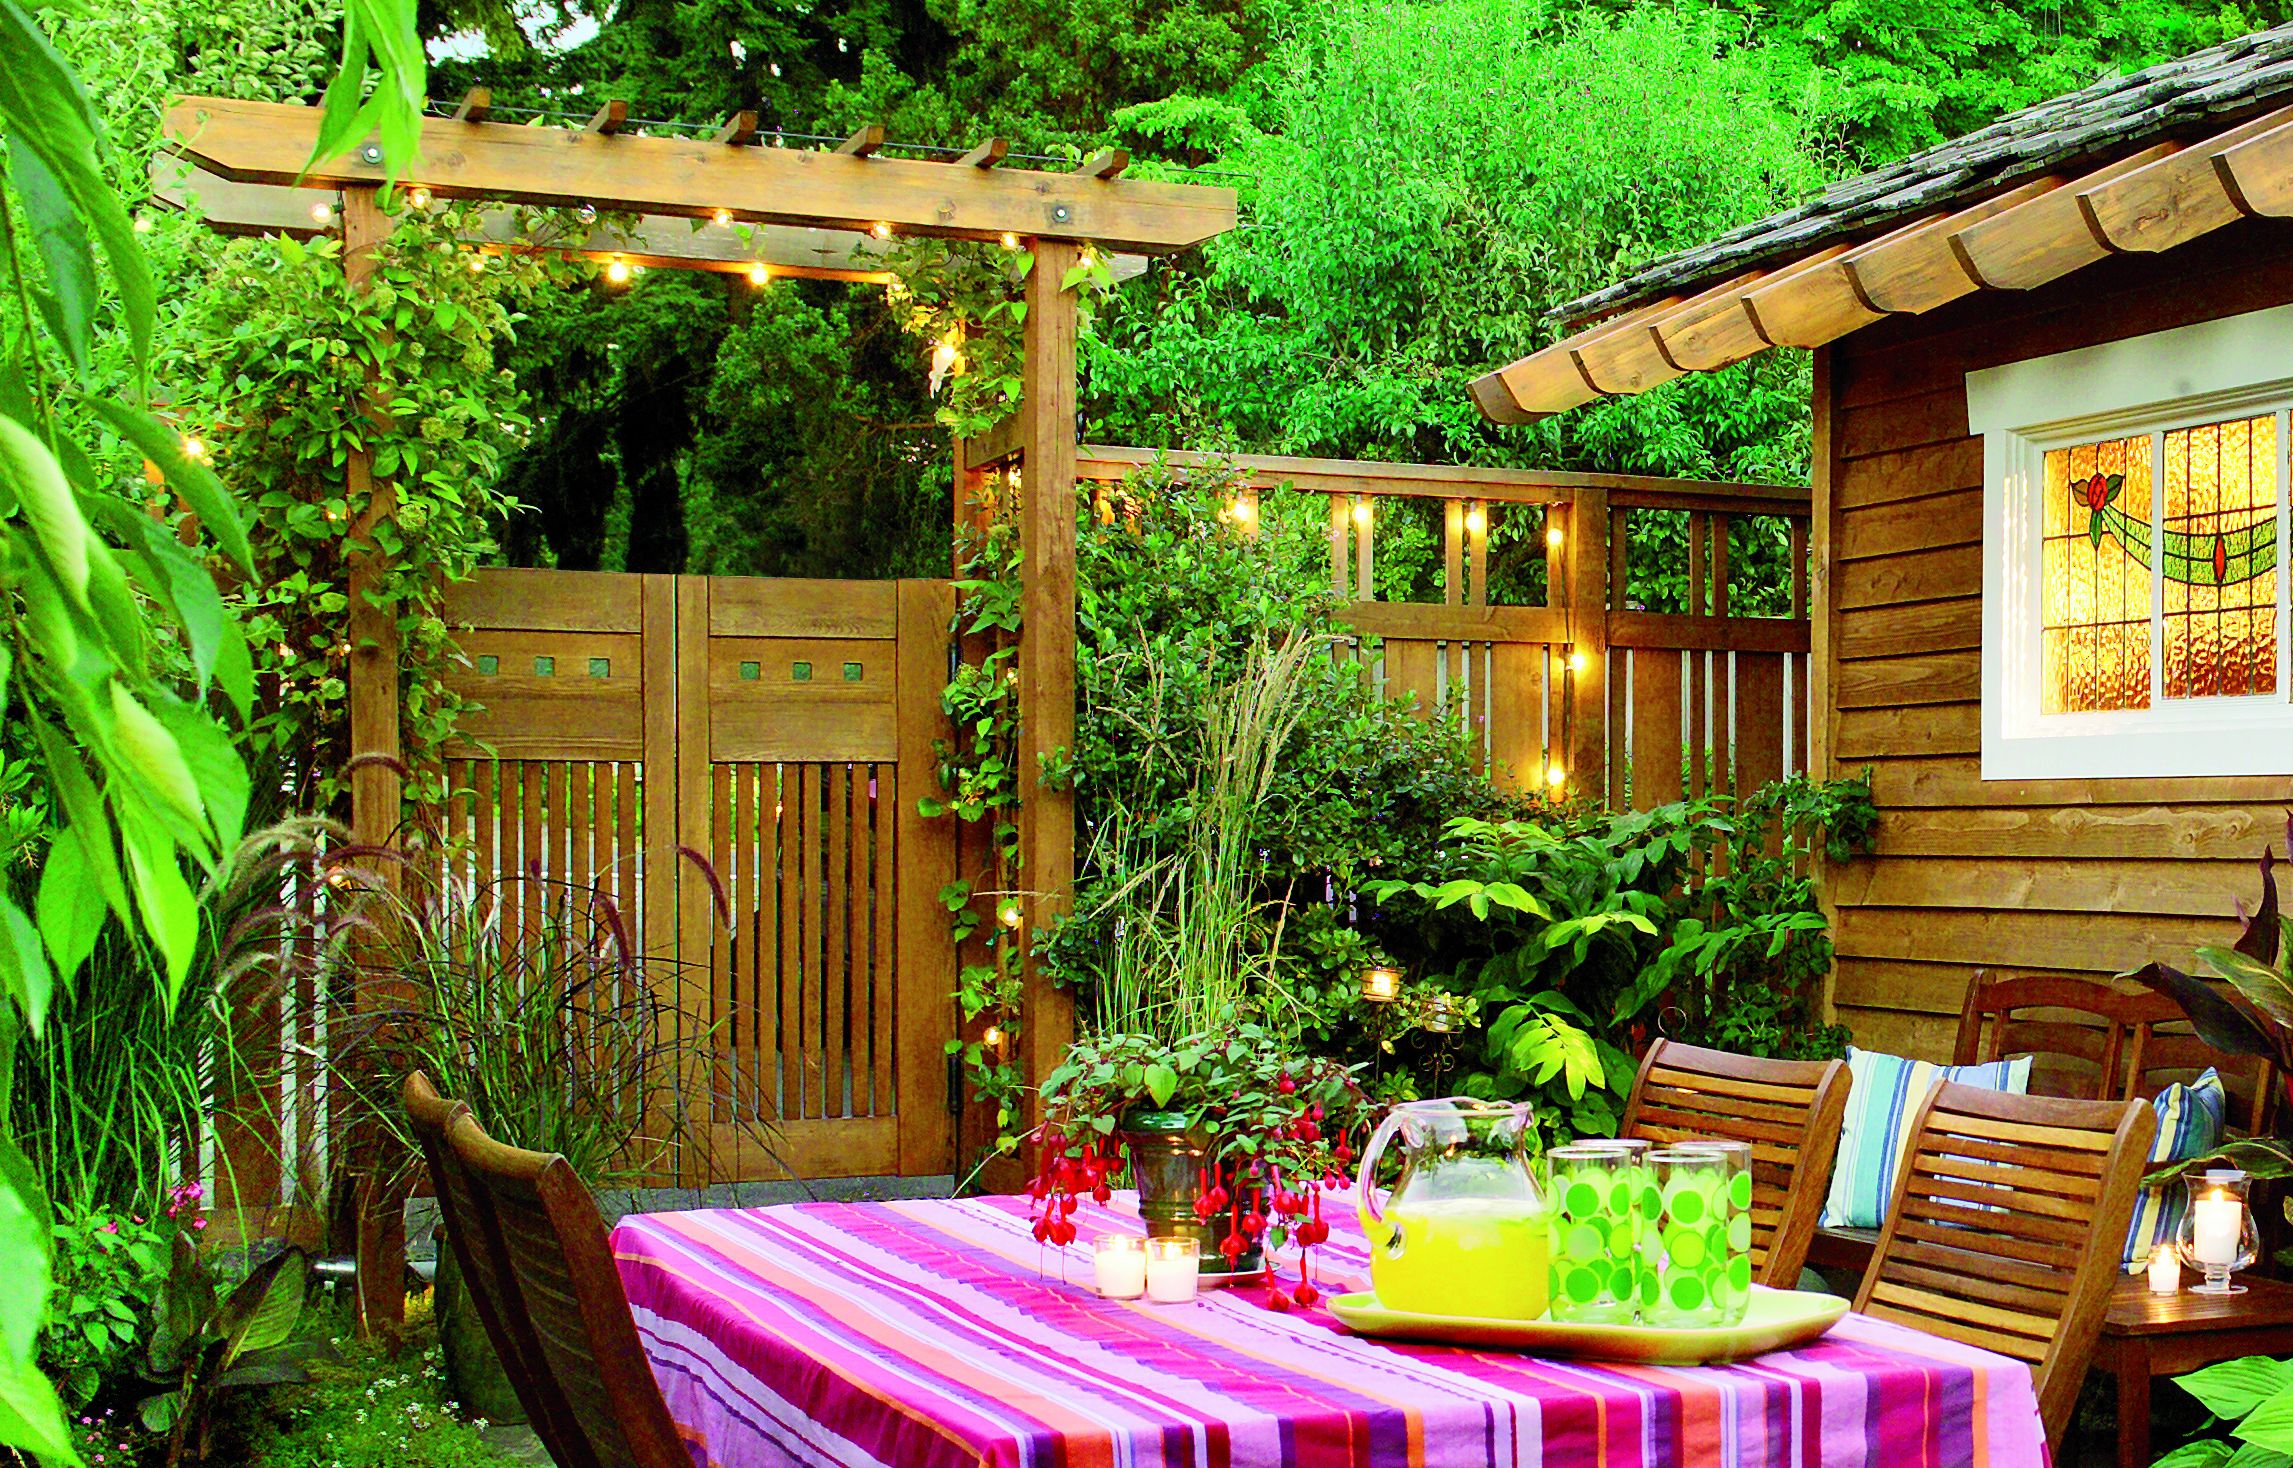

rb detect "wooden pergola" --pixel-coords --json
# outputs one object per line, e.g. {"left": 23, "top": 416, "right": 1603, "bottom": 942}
{"left": 164, "top": 92, "right": 1236, "bottom": 1322}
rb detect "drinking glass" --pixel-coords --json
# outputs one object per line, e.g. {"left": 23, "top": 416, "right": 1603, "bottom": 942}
{"left": 1672, "top": 1139, "right": 1755, "bottom": 1324}
{"left": 1545, "top": 1144, "right": 1641, "bottom": 1323}
{"left": 1647, "top": 1149, "right": 1733, "bottom": 1326}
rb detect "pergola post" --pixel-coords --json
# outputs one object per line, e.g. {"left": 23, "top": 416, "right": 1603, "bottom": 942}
{"left": 1016, "top": 239, "right": 1080, "bottom": 1138}
{"left": 340, "top": 184, "right": 407, "bottom": 1333}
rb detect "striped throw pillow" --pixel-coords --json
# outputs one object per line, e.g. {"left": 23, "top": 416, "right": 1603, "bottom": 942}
{"left": 2122, "top": 1068, "right": 2226, "bottom": 1269}
{"left": 1819, "top": 1047, "right": 2034, "bottom": 1230}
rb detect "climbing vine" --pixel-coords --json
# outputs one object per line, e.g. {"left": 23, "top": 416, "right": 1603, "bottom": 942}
{"left": 175, "top": 202, "right": 572, "bottom": 811}
{"left": 881, "top": 238, "right": 1118, "bottom": 437}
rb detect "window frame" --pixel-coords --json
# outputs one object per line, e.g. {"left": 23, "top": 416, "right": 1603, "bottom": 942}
{"left": 1970, "top": 303, "right": 2293, "bottom": 780}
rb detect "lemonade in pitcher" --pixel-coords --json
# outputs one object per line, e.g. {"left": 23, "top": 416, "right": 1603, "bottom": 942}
{"left": 1356, "top": 1099, "right": 1551, "bottom": 1321}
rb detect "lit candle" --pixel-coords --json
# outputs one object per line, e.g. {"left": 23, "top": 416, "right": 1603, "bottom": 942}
{"left": 2193, "top": 1190, "right": 2243, "bottom": 1266}
{"left": 1145, "top": 1237, "right": 1200, "bottom": 1303}
{"left": 2148, "top": 1244, "right": 2180, "bottom": 1295}
{"left": 1093, "top": 1235, "right": 1147, "bottom": 1300}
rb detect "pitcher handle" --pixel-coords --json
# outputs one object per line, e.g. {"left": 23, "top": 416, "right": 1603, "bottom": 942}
{"left": 1356, "top": 1108, "right": 1408, "bottom": 1246}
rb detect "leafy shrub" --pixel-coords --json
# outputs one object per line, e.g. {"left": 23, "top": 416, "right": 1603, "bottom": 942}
{"left": 45, "top": 1206, "right": 178, "bottom": 1411}
{"left": 2153, "top": 1354, "right": 2293, "bottom": 1466}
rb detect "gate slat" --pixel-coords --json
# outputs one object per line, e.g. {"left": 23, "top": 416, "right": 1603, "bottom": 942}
{"left": 826, "top": 763, "right": 850, "bottom": 1118}
{"left": 778, "top": 766, "right": 804, "bottom": 1121}
{"left": 801, "top": 764, "right": 824, "bottom": 1119}
{"left": 714, "top": 761, "right": 736, "bottom": 1124}
{"left": 872, "top": 765, "right": 895, "bottom": 1117}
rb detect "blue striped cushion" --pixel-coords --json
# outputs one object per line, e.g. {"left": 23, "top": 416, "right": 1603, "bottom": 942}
{"left": 2122, "top": 1068, "right": 2226, "bottom": 1269}
{"left": 1819, "top": 1047, "right": 2034, "bottom": 1230}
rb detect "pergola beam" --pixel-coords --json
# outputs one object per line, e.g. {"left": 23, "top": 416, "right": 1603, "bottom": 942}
{"left": 154, "top": 155, "right": 1155, "bottom": 283}
{"left": 713, "top": 110, "right": 759, "bottom": 146}
{"left": 836, "top": 123, "right": 887, "bottom": 157}
{"left": 450, "top": 87, "right": 491, "bottom": 123}
{"left": 165, "top": 96, "right": 1237, "bottom": 253}
{"left": 586, "top": 100, "right": 629, "bottom": 136}
{"left": 1078, "top": 149, "right": 1129, "bottom": 180}
{"left": 956, "top": 138, "right": 1008, "bottom": 169}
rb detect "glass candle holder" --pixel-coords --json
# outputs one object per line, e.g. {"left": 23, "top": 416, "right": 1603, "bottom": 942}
{"left": 1671, "top": 1139, "right": 1755, "bottom": 1325}
{"left": 1646, "top": 1149, "right": 1735, "bottom": 1327}
{"left": 1546, "top": 1144, "right": 1641, "bottom": 1324}
{"left": 2147, "top": 1241, "right": 2181, "bottom": 1295}
{"left": 2178, "top": 1169, "right": 2259, "bottom": 1296}
{"left": 1145, "top": 1236, "right": 1201, "bottom": 1303}
{"left": 1093, "top": 1234, "right": 1147, "bottom": 1300}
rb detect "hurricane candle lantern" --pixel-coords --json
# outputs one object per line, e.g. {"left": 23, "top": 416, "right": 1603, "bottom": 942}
{"left": 2179, "top": 1169, "right": 2258, "bottom": 1296}
{"left": 1546, "top": 1144, "right": 1641, "bottom": 1324}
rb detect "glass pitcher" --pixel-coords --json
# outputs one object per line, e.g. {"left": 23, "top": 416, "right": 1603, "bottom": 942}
{"left": 1356, "top": 1097, "right": 1550, "bottom": 1320}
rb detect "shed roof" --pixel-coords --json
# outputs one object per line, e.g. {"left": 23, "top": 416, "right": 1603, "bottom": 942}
{"left": 1474, "top": 24, "right": 2293, "bottom": 424}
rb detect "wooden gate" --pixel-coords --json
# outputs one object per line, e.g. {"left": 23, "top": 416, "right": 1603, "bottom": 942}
{"left": 436, "top": 569, "right": 958, "bottom": 1182}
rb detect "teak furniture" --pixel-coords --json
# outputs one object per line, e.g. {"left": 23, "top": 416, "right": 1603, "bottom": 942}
{"left": 2094, "top": 1272, "right": 2293, "bottom": 1468}
{"left": 1809, "top": 971, "right": 2277, "bottom": 1284}
{"left": 1853, "top": 1081, "right": 2157, "bottom": 1451}
{"left": 403, "top": 1073, "right": 689, "bottom": 1468}
{"left": 1619, "top": 1039, "right": 1852, "bottom": 1285}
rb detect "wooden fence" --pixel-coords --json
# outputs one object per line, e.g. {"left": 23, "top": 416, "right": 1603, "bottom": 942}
{"left": 1073, "top": 448, "right": 1815, "bottom": 806}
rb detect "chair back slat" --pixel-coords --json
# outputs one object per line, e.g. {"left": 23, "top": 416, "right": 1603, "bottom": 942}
{"left": 401, "top": 1073, "right": 589, "bottom": 1466}
{"left": 445, "top": 1113, "right": 690, "bottom": 1468}
{"left": 1853, "top": 1081, "right": 2156, "bottom": 1452}
{"left": 1620, "top": 1040, "right": 1851, "bottom": 1286}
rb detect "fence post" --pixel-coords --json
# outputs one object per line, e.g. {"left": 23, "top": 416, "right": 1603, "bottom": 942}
{"left": 1565, "top": 487, "right": 1610, "bottom": 800}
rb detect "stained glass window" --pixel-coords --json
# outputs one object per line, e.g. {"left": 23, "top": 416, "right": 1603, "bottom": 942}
{"left": 2042, "top": 435, "right": 2152, "bottom": 713}
{"left": 2163, "top": 413, "right": 2278, "bottom": 700}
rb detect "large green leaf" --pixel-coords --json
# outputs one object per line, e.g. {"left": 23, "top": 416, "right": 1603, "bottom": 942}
{"left": 0, "top": 0, "right": 152, "bottom": 360}
{"left": 82, "top": 397, "right": 254, "bottom": 573}
{"left": 2202, "top": 946, "right": 2293, "bottom": 1032}
{"left": 2183, "top": 1356, "right": 2293, "bottom": 1421}
{"left": 7, "top": 146, "right": 95, "bottom": 375}
{"left": 117, "top": 806, "right": 198, "bottom": 1006}
{"left": 0, "top": 1361, "right": 75, "bottom": 1464}
{"left": 34, "top": 833, "right": 104, "bottom": 990}
{"left": 217, "top": 1249, "right": 307, "bottom": 1365}
{"left": 0, "top": 898, "right": 51, "bottom": 1037}
{"left": 0, "top": 408, "right": 90, "bottom": 607}
{"left": 2241, "top": 1390, "right": 2293, "bottom": 1454}
{"left": 154, "top": 694, "right": 249, "bottom": 855}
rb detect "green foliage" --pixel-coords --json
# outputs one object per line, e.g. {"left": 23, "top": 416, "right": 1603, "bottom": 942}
{"left": 138, "top": 1242, "right": 327, "bottom": 1466}
{"left": 44, "top": 1206, "right": 175, "bottom": 1413}
{"left": 176, "top": 211, "right": 549, "bottom": 809}
{"left": 2156, "top": 1355, "right": 2293, "bottom": 1466}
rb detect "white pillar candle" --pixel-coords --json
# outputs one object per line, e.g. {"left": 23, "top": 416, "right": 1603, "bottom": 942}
{"left": 1145, "top": 1237, "right": 1200, "bottom": 1303}
{"left": 2193, "top": 1193, "right": 2243, "bottom": 1266}
{"left": 1094, "top": 1236, "right": 1147, "bottom": 1300}
{"left": 2147, "top": 1245, "right": 2180, "bottom": 1295}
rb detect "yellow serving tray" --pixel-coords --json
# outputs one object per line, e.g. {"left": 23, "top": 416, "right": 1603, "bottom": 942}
{"left": 1328, "top": 1284, "right": 1848, "bottom": 1365}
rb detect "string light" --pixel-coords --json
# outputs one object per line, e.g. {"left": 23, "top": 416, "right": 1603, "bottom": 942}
{"left": 468, "top": 255, "right": 486, "bottom": 273}
{"left": 982, "top": 1025, "right": 1005, "bottom": 1048}
{"left": 133, "top": 214, "right": 154, "bottom": 234}
{"left": 407, "top": 186, "right": 432, "bottom": 210}
{"left": 1567, "top": 650, "right": 1589, "bottom": 674}
{"left": 1545, "top": 763, "right": 1567, "bottom": 791}
{"left": 711, "top": 208, "right": 733, "bottom": 227}
{"left": 869, "top": 221, "right": 893, "bottom": 239}
{"left": 604, "top": 258, "right": 632, "bottom": 284}
{"left": 1000, "top": 232, "right": 1019, "bottom": 249}
{"left": 180, "top": 435, "right": 208, "bottom": 462}
{"left": 1228, "top": 496, "right": 1256, "bottom": 526}
{"left": 746, "top": 262, "right": 770, "bottom": 286}
{"left": 931, "top": 339, "right": 959, "bottom": 376}
{"left": 997, "top": 899, "right": 1023, "bottom": 930}
{"left": 1465, "top": 507, "right": 1486, "bottom": 534}
{"left": 1351, "top": 499, "right": 1372, "bottom": 528}
{"left": 309, "top": 201, "right": 335, "bottom": 225}
{"left": 1546, "top": 524, "right": 1565, "bottom": 549}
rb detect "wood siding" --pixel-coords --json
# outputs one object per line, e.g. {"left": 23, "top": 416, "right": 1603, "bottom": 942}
{"left": 1818, "top": 216, "right": 2293, "bottom": 1058}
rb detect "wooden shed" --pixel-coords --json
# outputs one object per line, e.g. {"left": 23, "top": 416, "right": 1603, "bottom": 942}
{"left": 1474, "top": 26, "right": 2293, "bottom": 1058}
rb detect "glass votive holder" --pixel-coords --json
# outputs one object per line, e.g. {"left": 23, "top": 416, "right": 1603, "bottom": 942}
{"left": 1094, "top": 1233, "right": 1147, "bottom": 1300}
{"left": 1546, "top": 1143, "right": 1641, "bottom": 1324}
{"left": 1648, "top": 1148, "right": 1733, "bottom": 1327}
{"left": 1671, "top": 1139, "right": 1755, "bottom": 1324}
{"left": 1145, "top": 1236, "right": 1201, "bottom": 1303}
{"left": 2147, "top": 1241, "right": 2181, "bottom": 1295}
{"left": 2179, "top": 1168, "right": 2259, "bottom": 1296}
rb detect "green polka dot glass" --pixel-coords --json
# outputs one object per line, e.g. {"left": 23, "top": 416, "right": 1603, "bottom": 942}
{"left": 1672, "top": 1139, "right": 1755, "bottom": 1326}
{"left": 1647, "top": 1149, "right": 1735, "bottom": 1328}
{"left": 1543, "top": 1144, "right": 1642, "bottom": 1324}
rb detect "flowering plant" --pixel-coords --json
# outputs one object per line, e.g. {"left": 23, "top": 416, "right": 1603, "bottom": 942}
{"left": 1034, "top": 1025, "right": 1369, "bottom": 1307}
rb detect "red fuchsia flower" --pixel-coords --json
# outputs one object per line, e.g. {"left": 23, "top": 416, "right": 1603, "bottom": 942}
{"left": 1264, "top": 1287, "right": 1294, "bottom": 1312}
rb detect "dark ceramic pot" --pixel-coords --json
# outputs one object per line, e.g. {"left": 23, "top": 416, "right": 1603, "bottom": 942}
{"left": 1119, "top": 1109, "right": 1264, "bottom": 1274}
{"left": 434, "top": 1233, "right": 528, "bottom": 1426}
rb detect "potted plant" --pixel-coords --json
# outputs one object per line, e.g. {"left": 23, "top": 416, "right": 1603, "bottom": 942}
{"left": 1035, "top": 1024, "right": 1366, "bottom": 1286}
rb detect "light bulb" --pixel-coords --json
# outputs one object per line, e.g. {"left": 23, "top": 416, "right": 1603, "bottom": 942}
{"left": 1229, "top": 497, "right": 1255, "bottom": 524}
{"left": 604, "top": 258, "right": 631, "bottom": 284}
{"left": 746, "top": 262, "right": 770, "bottom": 286}
{"left": 133, "top": 214, "right": 154, "bottom": 234}
{"left": 870, "top": 221, "right": 893, "bottom": 239}
{"left": 180, "top": 435, "right": 208, "bottom": 461}
{"left": 998, "top": 900, "right": 1023, "bottom": 929}
{"left": 1567, "top": 650, "right": 1589, "bottom": 674}
{"left": 467, "top": 256, "right": 485, "bottom": 273}
{"left": 1546, "top": 525, "right": 1565, "bottom": 549}
{"left": 1545, "top": 763, "right": 1567, "bottom": 790}
{"left": 1352, "top": 500, "right": 1372, "bottom": 528}
{"left": 1000, "top": 232, "right": 1019, "bottom": 249}
{"left": 982, "top": 1025, "right": 1005, "bottom": 1048}
{"left": 407, "top": 187, "right": 432, "bottom": 210}
{"left": 712, "top": 208, "right": 733, "bottom": 227}
{"left": 1465, "top": 508, "right": 1486, "bottom": 534}
{"left": 309, "top": 201, "right": 335, "bottom": 225}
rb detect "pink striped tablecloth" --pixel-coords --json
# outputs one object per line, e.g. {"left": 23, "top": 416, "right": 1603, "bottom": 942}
{"left": 610, "top": 1192, "right": 2047, "bottom": 1468}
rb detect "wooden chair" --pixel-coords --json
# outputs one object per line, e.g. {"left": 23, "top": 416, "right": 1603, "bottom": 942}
{"left": 1853, "top": 1081, "right": 2157, "bottom": 1452}
{"left": 1619, "top": 1040, "right": 1852, "bottom": 1287}
{"left": 408, "top": 1074, "right": 688, "bottom": 1468}
{"left": 403, "top": 1074, "right": 587, "bottom": 1463}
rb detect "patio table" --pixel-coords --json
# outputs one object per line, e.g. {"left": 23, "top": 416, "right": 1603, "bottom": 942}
{"left": 609, "top": 1191, "right": 2049, "bottom": 1468}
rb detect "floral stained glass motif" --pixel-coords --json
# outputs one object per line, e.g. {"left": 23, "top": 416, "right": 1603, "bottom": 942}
{"left": 2163, "top": 413, "right": 2278, "bottom": 700}
{"left": 2043, "top": 435, "right": 2152, "bottom": 713}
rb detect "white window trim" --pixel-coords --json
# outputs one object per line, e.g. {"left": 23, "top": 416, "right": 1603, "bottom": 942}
{"left": 1970, "top": 302, "right": 2293, "bottom": 781}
